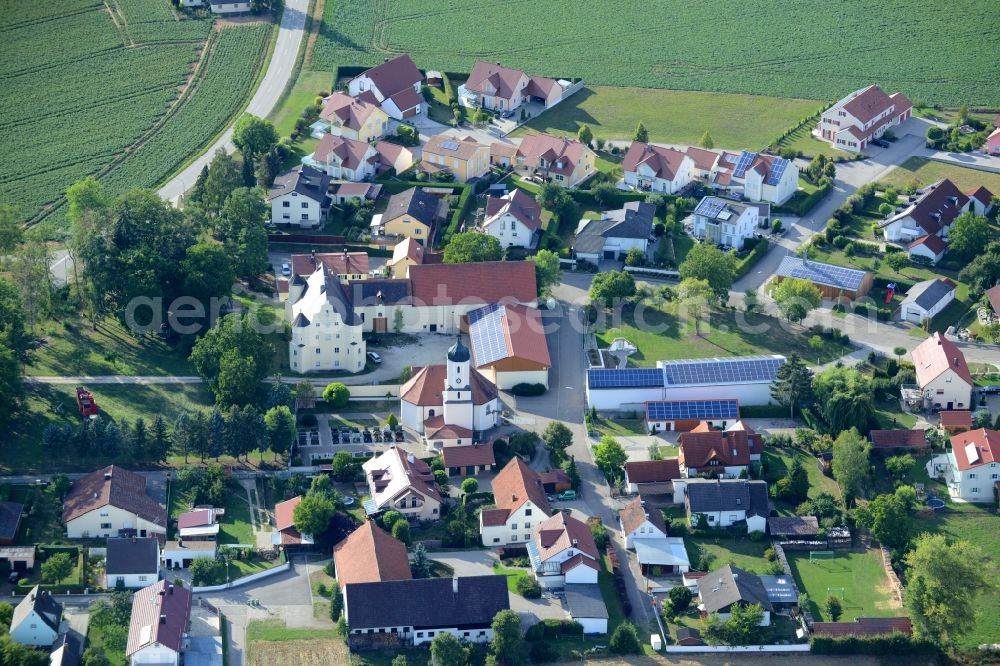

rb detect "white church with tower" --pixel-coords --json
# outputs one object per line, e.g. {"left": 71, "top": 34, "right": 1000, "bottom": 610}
{"left": 399, "top": 337, "right": 501, "bottom": 449}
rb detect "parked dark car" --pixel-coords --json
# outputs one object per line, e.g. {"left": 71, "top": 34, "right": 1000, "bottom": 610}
{"left": 872, "top": 138, "right": 890, "bottom": 148}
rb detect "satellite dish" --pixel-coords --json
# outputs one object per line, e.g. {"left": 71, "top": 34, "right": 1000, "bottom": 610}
{"left": 546, "top": 297, "right": 556, "bottom": 310}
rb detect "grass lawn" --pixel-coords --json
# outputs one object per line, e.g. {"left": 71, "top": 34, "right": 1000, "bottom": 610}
{"left": 512, "top": 86, "right": 822, "bottom": 150}
{"left": 492, "top": 562, "right": 531, "bottom": 594}
{"left": 873, "top": 397, "right": 918, "bottom": 429}
{"left": 26, "top": 313, "right": 194, "bottom": 376}
{"left": 86, "top": 623, "right": 127, "bottom": 666}
{"left": 593, "top": 417, "right": 646, "bottom": 437}
{"left": 246, "top": 621, "right": 347, "bottom": 666}
{"left": 269, "top": 69, "right": 335, "bottom": 137}
{"left": 762, "top": 447, "right": 840, "bottom": 510}
{"left": 878, "top": 157, "right": 1000, "bottom": 194}
{"left": 218, "top": 484, "right": 256, "bottom": 545}
{"left": 3, "top": 382, "right": 215, "bottom": 474}
{"left": 595, "top": 302, "right": 853, "bottom": 367}
{"left": 683, "top": 532, "right": 770, "bottom": 573}
{"left": 787, "top": 550, "right": 903, "bottom": 621}
{"left": 908, "top": 506, "right": 1000, "bottom": 649}
{"left": 774, "top": 118, "right": 847, "bottom": 159}
{"left": 427, "top": 85, "right": 455, "bottom": 125}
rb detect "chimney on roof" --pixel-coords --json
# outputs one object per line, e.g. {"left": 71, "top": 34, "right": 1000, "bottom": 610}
{"left": 452, "top": 577, "right": 459, "bottom": 595}
{"left": 104, "top": 471, "right": 112, "bottom": 480}
{"left": 407, "top": 454, "right": 415, "bottom": 464}
{"left": 169, "top": 584, "right": 174, "bottom": 595}
{"left": 160, "top": 614, "right": 167, "bottom": 624}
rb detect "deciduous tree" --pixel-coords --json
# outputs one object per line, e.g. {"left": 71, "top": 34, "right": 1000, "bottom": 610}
{"left": 831, "top": 427, "right": 870, "bottom": 503}
{"left": 594, "top": 435, "right": 627, "bottom": 480}
{"left": 233, "top": 115, "right": 279, "bottom": 161}
{"left": 773, "top": 277, "right": 822, "bottom": 323}
{"left": 589, "top": 270, "right": 635, "bottom": 306}
{"left": 679, "top": 244, "right": 737, "bottom": 301}
{"left": 190, "top": 313, "right": 273, "bottom": 407}
{"left": 530, "top": 249, "right": 562, "bottom": 297}
{"left": 292, "top": 493, "right": 335, "bottom": 536}
{"left": 443, "top": 232, "right": 502, "bottom": 264}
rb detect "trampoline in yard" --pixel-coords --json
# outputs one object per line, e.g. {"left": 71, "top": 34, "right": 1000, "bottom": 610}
{"left": 925, "top": 497, "right": 946, "bottom": 510}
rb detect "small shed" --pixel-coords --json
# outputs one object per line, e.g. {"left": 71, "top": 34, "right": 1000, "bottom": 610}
{"left": 633, "top": 538, "right": 691, "bottom": 576}
{"left": 939, "top": 410, "right": 972, "bottom": 433}
{"left": 564, "top": 584, "right": 608, "bottom": 635}
{"left": 0, "top": 546, "right": 35, "bottom": 572}
{"left": 767, "top": 516, "right": 820, "bottom": 540}
{"left": 162, "top": 540, "right": 217, "bottom": 569}
{"left": 869, "top": 429, "right": 929, "bottom": 453}
{"left": 674, "top": 626, "right": 703, "bottom": 646}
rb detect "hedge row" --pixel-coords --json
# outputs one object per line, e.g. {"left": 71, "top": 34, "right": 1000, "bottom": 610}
{"left": 567, "top": 188, "right": 647, "bottom": 208}
{"left": 374, "top": 178, "right": 465, "bottom": 195}
{"left": 774, "top": 181, "right": 832, "bottom": 216}
{"left": 736, "top": 237, "right": 770, "bottom": 277}
{"left": 809, "top": 633, "right": 938, "bottom": 655}
{"left": 525, "top": 619, "right": 584, "bottom": 641}
{"left": 443, "top": 184, "right": 475, "bottom": 245}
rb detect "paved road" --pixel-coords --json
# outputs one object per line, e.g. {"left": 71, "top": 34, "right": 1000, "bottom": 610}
{"left": 917, "top": 147, "right": 1000, "bottom": 174}
{"left": 158, "top": 0, "right": 309, "bottom": 204}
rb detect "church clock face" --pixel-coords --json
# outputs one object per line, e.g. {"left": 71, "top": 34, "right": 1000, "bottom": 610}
{"left": 455, "top": 377, "right": 463, "bottom": 386}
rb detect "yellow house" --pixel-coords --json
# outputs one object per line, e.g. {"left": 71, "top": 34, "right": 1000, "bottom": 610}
{"left": 316, "top": 92, "right": 390, "bottom": 143}
{"left": 420, "top": 135, "right": 490, "bottom": 182}
{"left": 381, "top": 187, "right": 445, "bottom": 243}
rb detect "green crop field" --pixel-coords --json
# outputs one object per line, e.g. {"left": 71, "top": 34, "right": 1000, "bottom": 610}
{"left": 0, "top": 0, "right": 270, "bottom": 228}
{"left": 311, "top": 0, "right": 1000, "bottom": 108}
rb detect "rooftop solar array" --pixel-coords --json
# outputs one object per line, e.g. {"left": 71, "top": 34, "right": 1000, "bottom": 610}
{"left": 646, "top": 399, "right": 740, "bottom": 421}
{"left": 658, "top": 356, "right": 786, "bottom": 386}
{"left": 775, "top": 256, "right": 867, "bottom": 291}
{"left": 694, "top": 197, "right": 728, "bottom": 218}
{"left": 468, "top": 303, "right": 510, "bottom": 365}
{"left": 441, "top": 140, "right": 461, "bottom": 151}
{"left": 766, "top": 157, "right": 789, "bottom": 186}
{"left": 587, "top": 368, "right": 664, "bottom": 389}
{"left": 732, "top": 151, "right": 756, "bottom": 178}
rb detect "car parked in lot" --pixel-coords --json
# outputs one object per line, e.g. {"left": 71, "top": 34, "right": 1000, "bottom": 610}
{"left": 280, "top": 262, "right": 291, "bottom": 276}
{"left": 872, "top": 138, "right": 890, "bottom": 148}
{"left": 367, "top": 351, "right": 383, "bottom": 364}
{"left": 556, "top": 490, "right": 577, "bottom": 501}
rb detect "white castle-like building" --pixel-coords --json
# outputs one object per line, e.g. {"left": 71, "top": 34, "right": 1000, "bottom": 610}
{"left": 400, "top": 337, "right": 500, "bottom": 448}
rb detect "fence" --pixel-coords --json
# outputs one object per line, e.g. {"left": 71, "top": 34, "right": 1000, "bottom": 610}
{"left": 879, "top": 547, "right": 905, "bottom": 605}
{"left": 772, "top": 543, "right": 793, "bottom": 577}
{"left": 344, "top": 384, "right": 400, "bottom": 399}
{"left": 191, "top": 562, "right": 290, "bottom": 593}
{"left": 665, "top": 645, "right": 810, "bottom": 654}
{"left": 623, "top": 266, "right": 680, "bottom": 279}
{"left": 86, "top": 548, "right": 107, "bottom": 558}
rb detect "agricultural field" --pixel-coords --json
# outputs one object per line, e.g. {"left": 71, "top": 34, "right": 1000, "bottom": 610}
{"left": 311, "top": 0, "right": 1000, "bottom": 108}
{"left": 0, "top": 0, "right": 269, "bottom": 228}
{"left": 512, "top": 86, "right": 821, "bottom": 150}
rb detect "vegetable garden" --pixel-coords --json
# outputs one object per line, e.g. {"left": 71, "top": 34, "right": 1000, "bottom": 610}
{"left": 312, "top": 0, "right": 1000, "bottom": 108}
{"left": 0, "top": 0, "right": 268, "bottom": 227}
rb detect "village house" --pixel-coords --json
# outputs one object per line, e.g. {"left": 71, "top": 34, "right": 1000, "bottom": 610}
{"left": 624, "top": 459, "right": 681, "bottom": 499}
{"left": 162, "top": 539, "right": 216, "bottom": 570}
{"left": 420, "top": 135, "right": 490, "bottom": 182}
{"left": 482, "top": 188, "right": 542, "bottom": 249}
{"left": 574, "top": 201, "right": 655, "bottom": 262}
{"left": 620, "top": 495, "right": 668, "bottom": 548}
{"left": 480, "top": 457, "right": 551, "bottom": 547}
{"left": 363, "top": 447, "right": 443, "bottom": 520}
{"left": 708, "top": 151, "right": 797, "bottom": 204}
{"left": 273, "top": 496, "right": 314, "bottom": 548}
{"left": 527, "top": 510, "right": 600, "bottom": 587}
{"left": 381, "top": 187, "right": 447, "bottom": 243}
{"left": 62, "top": 466, "right": 167, "bottom": 539}
{"left": 386, "top": 237, "right": 439, "bottom": 278}
{"left": 311, "top": 91, "right": 389, "bottom": 141}
{"left": 400, "top": 337, "right": 501, "bottom": 445}
{"left": 441, "top": 441, "right": 496, "bottom": 478}
{"left": 880, "top": 179, "right": 971, "bottom": 243}
{"left": 622, "top": 142, "right": 694, "bottom": 194}
{"left": 343, "top": 576, "right": 509, "bottom": 647}
{"left": 105, "top": 537, "right": 160, "bottom": 589}
{"left": 467, "top": 302, "right": 551, "bottom": 390}
{"left": 125, "top": 580, "right": 192, "bottom": 666}
{"left": 459, "top": 61, "right": 565, "bottom": 112}
{"left": 685, "top": 479, "right": 769, "bottom": 532}
{"left": 814, "top": 84, "right": 912, "bottom": 152}
{"left": 347, "top": 54, "right": 423, "bottom": 120}
{"left": 9, "top": 586, "right": 61, "bottom": 647}
{"left": 966, "top": 185, "right": 994, "bottom": 216}
{"left": 302, "top": 133, "right": 380, "bottom": 182}
{"left": 927, "top": 428, "right": 1000, "bottom": 503}
{"left": 267, "top": 166, "right": 330, "bottom": 229}
{"left": 287, "top": 262, "right": 366, "bottom": 374}
{"left": 678, "top": 423, "right": 763, "bottom": 478}
{"left": 696, "top": 565, "right": 773, "bottom": 625}
{"left": 333, "top": 521, "right": 412, "bottom": 589}
{"left": 910, "top": 331, "right": 973, "bottom": 411}
{"left": 645, "top": 398, "right": 741, "bottom": 433}
{"left": 513, "top": 133, "right": 596, "bottom": 188}
{"left": 900, "top": 278, "right": 956, "bottom": 323}
{"left": 691, "top": 196, "right": 760, "bottom": 249}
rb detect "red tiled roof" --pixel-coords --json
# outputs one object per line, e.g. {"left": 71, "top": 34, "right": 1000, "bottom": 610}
{"left": 469, "top": 303, "right": 551, "bottom": 370}
{"left": 911, "top": 331, "right": 974, "bottom": 387}
{"left": 987, "top": 285, "right": 1000, "bottom": 314}
{"left": 889, "top": 179, "right": 969, "bottom": 236}
{"left": 480, "top": 508, "right": 510, "bottom": 526}
{"left": 400, "top": 364, "right": 497, "bottom": 407}
{"left": 441, "top": 442, "right": 496, "bottom": 468}
{"left": 622, "top": 141, "right": 689, "bottom": 181}
{"left": 388, "top": 86, "right": 423, "bottom": 113}
{"left": 939, "top": 410, "right": 972, "bottom": 428}
{"left": 560, "top": 552, "right": 599, "bottom": 573}
{"left": 126, "top": 580, "right": 192, "bottom": 656}
{"left": 492, "top": 457, "right": 550, "bottom": 515}
{"left": 869, "top": 429, "right": 928, "bottom": 449}
{"left": 408, "top": 261, "right": 537, "bottom": 305}
{"left": 620, "top": 495, "right": 668, "bottom": 536}
{"left": 966, "top": 185, "right": 993, "bottom": 204}
{"left": 842, "top": 85, "right": 896, "bottom": 124}
{"left": 177, "top": 509, "right": 214, "bottom": 529}
{"left": 538, "top": 468, "right": 571, "bottom": 487}
{"left": 950, "top": 428, "right": 1000, "bottom": 471}
{"left": 351, "top": 54, "right": 422, "bottom": 100}
{"left": 909, "top": 234, "right": 946, "bottom": 255}
{"left": 684, "top": 146, "right": 719, "bottom": 171}
{"left": 291, "top": 252, "right": 369, "bottom": 278}
{"left": 274, "top": 496, "right": 301, "bottom": 532}
{"left": 813, "top": 617, "right": 912, "bottom": 637}
{"left": 424, "top": 415, "right": 472, "bottom": 440}
{"left": 466, "top": 61, "right": 527, "bottom": 101}
{"left": 333, "top": 521, "right": 412, "bottom": 587}
{"left": 535, "top": 511, "right": 599, "bottom": 563}
{"left": 63, "top": 466, "right": 166, "bottom": 527}
{"left": 320, "top": 91, "right": 381, "bottom": 130}
{"left": 625, "top": 459, "right": 681, "bottom": 484}
{"left": 678, "top": 431, "right": 756, "bottom": 468}
{"left": 484, "top": 188, "right": 542, "bottom": 231}
{"left": 516, "top": 133, "right": 592, "bottom": 176}
{"left": 313, "top": 134, "right": 374, "bottom": 170}
{"left": 525, "top": 75, "right": 556, "bottom": 98}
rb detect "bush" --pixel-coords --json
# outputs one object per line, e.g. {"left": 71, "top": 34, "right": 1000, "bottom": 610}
{"left": 609, "top": 622, "right": 643, "bottom": 655}
{"left": 511, "top": 382, "right": 546, "bottom": 396}
{"left": 516, "top": 575, "right": 541, "bottom": 598}
{"left": 530, "top": 640, "right": 556, "bottom": 663}
{"left": 810, "top": 633, "right": 938, "bottom": 655}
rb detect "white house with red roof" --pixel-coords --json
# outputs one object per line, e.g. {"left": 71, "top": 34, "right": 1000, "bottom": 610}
{"left": 482, "top": 189, "right": 543, "bottom": 248}
{"left": 363, "top": 447, "right": 443, "bottom": 520}
{"left": 881, "top": 179, "right": 971, "bottom": 243}
{"left": 302, "top": 134, "right": 380, "bottom": 181}
{"left": 966, "top": 185, "right": 994, "bottom": 216}
{"left": 273, "top": 496, "right": 314, "bottom": 547}
{"left": 527, "top": 510, "right": 599, "bottom": 587}
{"left": 126, "top": 580, "right": 191, "bottom": 666}
{"left": 348, "top": 55, "right": 423, "bottom": 120}
{"left": 312, "top": 91, "right": 389, "bottom": 142}
{"left": 460, "top": 61, "right": 566, "bottom": 112}
{"left": 709, "top": 150, "right": 798, "bottom": 204}
{"left": 480, "top": 458, "right": 551, "bottom": 547}
{"left": 515, "top": 133, "right": 596, "bottom": 188}
{"left": 814, "top": 84, "right": 912, "bottom": 152}
{"left": 467, "top": 302, "right": 551, "bottom": 389}
{"left": 927, "top": 429, "right": 1000, "bottom": 502}
{"left": 910, "top": 332, "right": 973, "bottom": 411}
{"left": 622, "top": 142, "right": 694, "bottom": 194}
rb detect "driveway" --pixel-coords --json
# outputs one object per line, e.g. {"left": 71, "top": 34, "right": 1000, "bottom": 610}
{"left": 916, "top": 148, "right": 1000, "bottom": 174}
{"left": 158, "top": 0, "right": 309, "bottom": 204}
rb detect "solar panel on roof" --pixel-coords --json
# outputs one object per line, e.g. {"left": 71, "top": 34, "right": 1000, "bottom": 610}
{"left": 442, "top": 141, "right": 461, "bottom": 151}
{"left": 767, "top": 158, "right": 788, "bottom": 186}
{"left": 732, "top": 151, "right": 755, "bottom": 178}
{"left": 646, "top": 399, "right": 739, "bottom": 421}
{"left": 658, "top": 356, "right": 785, "bottom": 386}
{"left": 468, "top": 303, "right": 510, "bottom": 365}
{"left": 587, "top": 368, "right": 664, "bottom": 389}
{"left": 695, "top": 197, "right": 727, "bottom": 219}
{"left": 776, "top": 256, "right": 866, "bottom": 291}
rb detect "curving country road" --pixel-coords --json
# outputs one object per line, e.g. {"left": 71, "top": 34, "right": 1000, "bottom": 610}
{"left": 158, "top": 0, "right": 309, "bottom": 204}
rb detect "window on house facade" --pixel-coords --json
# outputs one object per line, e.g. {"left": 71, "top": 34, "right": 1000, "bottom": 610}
{"left": 101, "top": 522, "right": 112, "bottom": 529}
{"left": 283, "top": 201, "right": 290, "bottom": 207}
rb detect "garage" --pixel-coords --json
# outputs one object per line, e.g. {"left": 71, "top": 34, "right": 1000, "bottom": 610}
{"left": 564, "top": 585, "right": 608, "bottom": 635}
{"left": 162, "top": 539, "right": 216, "bottom": 569}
